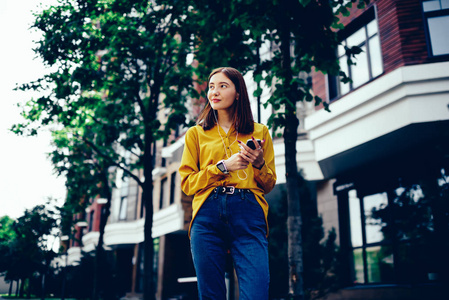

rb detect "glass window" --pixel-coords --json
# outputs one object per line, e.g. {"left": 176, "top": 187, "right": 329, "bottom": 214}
{"left": 364, "top": 192, "right": 387, "bottom": 244}
{"left": 119, "top": 197, "right": 128, "bottom": 220}
{"left": 347, "top": 27, "right": 366, "bottom": 47}
{"left": 366, "top": 245, "right": 394, "bottom": 283}
{"left": 345, "top": 169, "right": 449, "bottom": 285}
{"left": 349, "top": 190, "right": 363, "bottom": 248}
{"left": 423, "top": 0, "right": 449, "bottom": 56}
{"left": 369, "top": 35, "right": 383, "bottom": 77}
{"left": 350, "top": 45, "right": 369, "bottom": 89}
{"left": 423, "top": 0, "right": 442, "bottom": 11}
{"left": 367, "top": 19, "right": 378, "bottom": 37}
{"left": 169, "top": 172, "right": 177, "bottom": 205}
{"left": 328, "top": 8, "right": 383, "bottom": 100}
{"left": 89, "top": 211, "right": 94, "bottom": 231}
{"left": 349, "top": 190, "right": 392, "bottom": 284}
{"left": 159, "top": 177, "right": 168, "bottom": 209}
{"left": 353, "top": 248, "right": 365, "bottom": 283}
{"left": 427, "top": 15, "right": 449, "bottom": 55}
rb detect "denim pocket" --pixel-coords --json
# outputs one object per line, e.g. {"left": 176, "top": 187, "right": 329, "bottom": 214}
{"left": 244, "top": 192, "right": 261, "bottom": 207}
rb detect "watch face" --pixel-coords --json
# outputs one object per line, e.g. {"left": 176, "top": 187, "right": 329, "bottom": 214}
{"left": 217, "top": 161, "right": 227, "bottom": 173}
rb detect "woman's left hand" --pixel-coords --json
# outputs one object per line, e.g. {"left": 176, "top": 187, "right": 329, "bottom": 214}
{"left": 238, "top": 137, "right": 265, "bottom": 169}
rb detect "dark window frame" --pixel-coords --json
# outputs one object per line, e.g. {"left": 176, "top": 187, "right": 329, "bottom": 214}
{"left": 88, "top": 210, "right": 94, "bottom": 231}
{"left": 328, "top": 6, "right": 384, "bottom": 101}
{"left": 169, "top": 172, "right": 177, "bottom": 205}
{"left": 159, "top": 177, "right": 167, "bottom": 209}
{"left": 349, "top": 189, "right": 393, "bottom": 284}
{"left": 422, "top": 0, "right": 449, "bottom": 57}
{"left": 119, "top": 196, "right": 128, "bottom": 221}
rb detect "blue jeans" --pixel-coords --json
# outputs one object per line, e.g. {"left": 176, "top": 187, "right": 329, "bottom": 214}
{"left": 190, "top": 189, "right": 269, "bottom": 300}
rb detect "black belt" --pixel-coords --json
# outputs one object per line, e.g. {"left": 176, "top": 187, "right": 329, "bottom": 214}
{"left": 214, "top": 186, "right": 251, "bottom": 195}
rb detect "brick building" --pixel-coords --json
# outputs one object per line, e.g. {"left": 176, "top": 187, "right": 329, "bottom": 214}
{"left": 63, "top": 1, "right": 448, "bottom": 299}
{"left": 305, "top": 0, "right": 448, "bottom": 298}
{"left": 152, "top": 1, "right": 449, "bottom": 298}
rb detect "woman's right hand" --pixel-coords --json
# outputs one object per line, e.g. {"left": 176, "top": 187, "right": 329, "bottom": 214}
{"left": 225, "top": 153, "right": 249, "bottom": 172}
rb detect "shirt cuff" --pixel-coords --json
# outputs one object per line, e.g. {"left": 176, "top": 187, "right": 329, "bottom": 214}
{"left": 253, "top": 161, "right": 268, "bottom": 177}
{"left": 213, "top": 164, "right": 228, "bottom": 176}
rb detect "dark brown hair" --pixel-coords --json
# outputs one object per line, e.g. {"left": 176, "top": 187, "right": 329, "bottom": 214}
{"left": 196, "top": 67, "right": 254, "bottom": 134}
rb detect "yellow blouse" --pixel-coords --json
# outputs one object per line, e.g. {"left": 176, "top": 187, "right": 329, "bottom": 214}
{"left": 179, "top": 122, "right": 277, "bottom": 236}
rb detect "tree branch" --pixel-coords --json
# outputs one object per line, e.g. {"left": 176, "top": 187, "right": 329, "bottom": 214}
{"left": 74, "top": 133, "right": 143, "bottom": 186}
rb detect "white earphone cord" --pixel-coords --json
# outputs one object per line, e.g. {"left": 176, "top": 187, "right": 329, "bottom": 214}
{"left": 213, "top": 110, "right": 247, "bottom": 180}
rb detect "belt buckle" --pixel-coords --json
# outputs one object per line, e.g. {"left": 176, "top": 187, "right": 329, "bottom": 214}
{"left": 227, "top": 186, "right": 235, "bottom": 194}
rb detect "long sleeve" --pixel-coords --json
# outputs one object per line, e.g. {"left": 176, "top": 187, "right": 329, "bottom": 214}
{"left": 253, "top": 125, "right": 277, "bottom": 194}
{"left": 180, "top": 123, "right": 276, "bottom": 238}
{"left": 179, "top": 127, "right": 226, "bottom": 196}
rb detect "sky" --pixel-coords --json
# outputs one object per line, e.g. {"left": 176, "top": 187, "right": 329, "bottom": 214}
{"left": 0, "top": 0, "right": 66, "bottom": 220}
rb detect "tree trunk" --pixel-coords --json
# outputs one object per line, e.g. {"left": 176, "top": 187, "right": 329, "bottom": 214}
{"left": 279, "top": 1, "right": 305, "bottom": 298}
{"left": 8, "top": 280, "right": 13, "bottom": 296}
{"left": 93, "top": 170, "right": 113, "bottom": 300}
{"left": 19, "top": 278, "right": 24, "bottom": 298}
{"left": 61, "top": 263, "right": 67, "bottom": 300}
{"left": 143, "top": 130, "right": 155, "bottom": 300}
{"left": 26, "top": 278, "right": 31, "bottom": 299}
{"left": 41, "top": 272, "right": 46, "bottom": 300}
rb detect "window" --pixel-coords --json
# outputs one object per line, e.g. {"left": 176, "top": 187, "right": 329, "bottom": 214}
{"left": 328, "top": 7, "right": 383, "bottom": 100}
{"left": 349, "top": 190, "right": 392, "bottom": 284}
{"left": 345, "top": 170, "right": 448, "bottom": 285}
{"left": 422, "top": 0, "right": 449, "bottom": 56}
{"left": 169, "top": 172, "right": 177, "bottom": 205}
{"left": 119, "top": 197, "right": 128, "bottom": 220}
{"left": 159, "top": 178, "right": 168, "bottom": 209}
{"left": 88, "top": 210, "right": 94, "bottom": 231}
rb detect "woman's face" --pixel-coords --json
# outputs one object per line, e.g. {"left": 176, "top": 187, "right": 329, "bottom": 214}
{"left": 207, "top": 72, "right": 239, "bottom": 112}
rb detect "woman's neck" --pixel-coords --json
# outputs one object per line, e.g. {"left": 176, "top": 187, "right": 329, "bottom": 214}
{"left": 216, "top": 110, "right": 234, "bottom": 133}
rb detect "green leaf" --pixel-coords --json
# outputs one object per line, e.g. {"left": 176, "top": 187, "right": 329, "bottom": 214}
{"left": 298, "top": 0, "right": 312, "bottom": 7}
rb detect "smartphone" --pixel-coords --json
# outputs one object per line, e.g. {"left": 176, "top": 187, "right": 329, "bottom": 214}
{"left": 246, "top": 139, "right": 262, "bottom": 150}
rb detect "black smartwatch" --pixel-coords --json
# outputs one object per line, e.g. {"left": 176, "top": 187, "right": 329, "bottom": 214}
{"left": 217, "top": 160, "right": 229, "bottom": 174}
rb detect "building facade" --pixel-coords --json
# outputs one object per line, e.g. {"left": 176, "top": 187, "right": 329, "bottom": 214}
{"left": 63, "top": 1, "right": 448, "bottom": 299}
{"left": 305, "top": 0, "right": 448, "bottom": 298}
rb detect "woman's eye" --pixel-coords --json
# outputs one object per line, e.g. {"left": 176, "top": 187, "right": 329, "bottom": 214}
{"left": 221, "top": 84, "right": 227, "bottom": 88}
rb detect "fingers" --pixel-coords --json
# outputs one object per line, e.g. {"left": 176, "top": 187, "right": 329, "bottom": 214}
{"left": 226, "top": 153, "right": 249, "bottom": 171}
{"left": 227, "top": 137, "right": 265, "bottom": 170}
{"left": 252, "top": 136, "right": 263, "bottom": 150}
{"left": 236, "top": 137, "right": 266, "bottom": 169}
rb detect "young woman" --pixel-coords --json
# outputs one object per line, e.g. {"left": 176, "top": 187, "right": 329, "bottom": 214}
{"left": 179, "top": 67, "right": 276, "bottom": 299}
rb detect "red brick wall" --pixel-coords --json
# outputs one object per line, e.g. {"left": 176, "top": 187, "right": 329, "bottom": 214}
{"left": 394, "top": 0, "right": 429, "bottom": 66}
{"left": 312, "top": 0, "right": 433, "bottom": 104}
{"left": 91, "top": 200, "right": 103, "bottom": 232}
{"left": 312, "top": 67, "right": 327, "bottom": 104}
{"left": 377, "top": 0, "right": 404, "bottom": 72}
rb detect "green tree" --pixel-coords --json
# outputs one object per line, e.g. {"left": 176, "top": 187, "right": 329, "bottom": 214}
{"left": 0, "top": 215, "right": 17, "bottom": 294}
{"left": 192, "top": 0, "right": 368, "bottom": 298}
{"left": 51, "top": 128, "right": 115, "bottom": 299}
{"left": 268, "top": 176, "right": 343, "bottom": 300}
{"left": 370, "top": 174, "right": 449, "bottom": 283}
{"left": 0, "top": 216, "right": 16, "bottom": 242}
{"left": 254, "top": 1, "right": 366, "bottom": 297}
{"left": 2, "top": 202, "right": 59, "bottom": 299}
{"left": 14, "top": 1, "right": 195, "bottom": 299}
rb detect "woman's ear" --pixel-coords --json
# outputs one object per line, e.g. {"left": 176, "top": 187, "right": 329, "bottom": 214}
{"left": 236, "top": 93, "right": 240, "bottom": 100}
